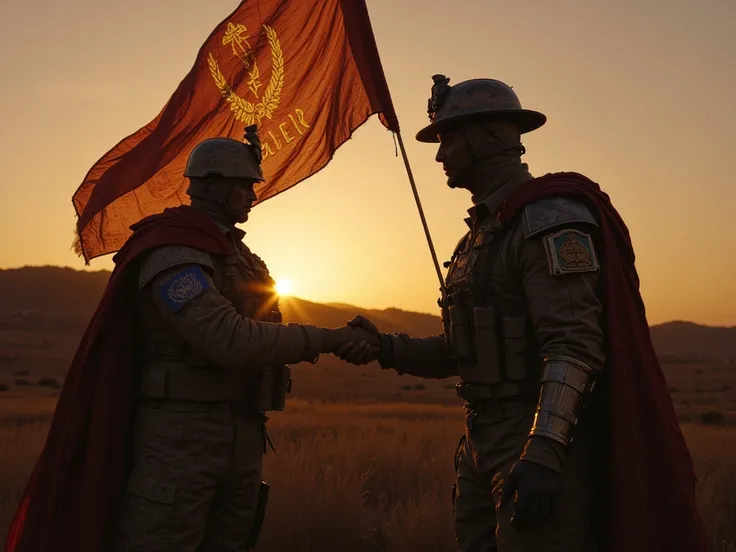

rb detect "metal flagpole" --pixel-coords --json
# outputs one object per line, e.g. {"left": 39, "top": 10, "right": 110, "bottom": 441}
{"left": 394, "top": 130, "right": 446, "bottom": 294}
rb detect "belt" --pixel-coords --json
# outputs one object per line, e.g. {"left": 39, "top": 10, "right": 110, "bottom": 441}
{"left": 456, "top": 380, "right": 540, "bottom": 402}
{"left": 139, "top": 398, "right": 261, "bottom": 415}
{"left": 465, "top": 397, "right": 536, "bottom": 420}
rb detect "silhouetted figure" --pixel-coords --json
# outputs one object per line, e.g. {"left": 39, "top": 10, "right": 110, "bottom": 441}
{"left": 5, "top": 126, "right": 376, "bottom": 552}
{"left": 339, "top": 76, "right": 709, "bottom": 552}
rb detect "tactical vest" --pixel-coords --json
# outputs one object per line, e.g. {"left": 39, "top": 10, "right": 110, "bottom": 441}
{"left": 440, "top": 213, "right": 542, "bottom": 397}
{"left": 137, "top": 239, "right": 290, "bottom": 410}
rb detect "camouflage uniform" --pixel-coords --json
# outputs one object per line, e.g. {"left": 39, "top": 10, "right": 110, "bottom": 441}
{"left": 113, "top": 133, "right": 324, "bottom": 552}
{"left": 376, "top": 78, "right": 605, "bottom": 552}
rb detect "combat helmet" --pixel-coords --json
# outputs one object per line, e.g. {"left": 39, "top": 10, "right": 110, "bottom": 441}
{"left": 415, "top": 75, "right": 546, "bottom": 143}
{"left": 184, "top": 125, "right": 264, "bottom": 182}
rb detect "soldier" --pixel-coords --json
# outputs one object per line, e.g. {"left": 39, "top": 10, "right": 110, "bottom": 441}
{"left": 112, "top": 126, "right": 379, "bottom": 551}
{"left": 5, "top": 126, "right": 377, "bottom": 552}
{"left": 338, "top": 77, "right": 709, "bottom": 552}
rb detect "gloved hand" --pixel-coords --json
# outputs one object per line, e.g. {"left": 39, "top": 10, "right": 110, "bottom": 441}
{"left": 498, "top": 458, "right": 563, "bottom": 531}
{"left": 319, "top": 325, "right": 379, "bottom": 354}
{"left": 334, "top": 315, "right": 381, "bottom": 365}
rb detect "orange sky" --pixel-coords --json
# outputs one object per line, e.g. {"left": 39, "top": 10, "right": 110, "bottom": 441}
{"left": 1, "top": 0, "right": 734, "bottom": 325}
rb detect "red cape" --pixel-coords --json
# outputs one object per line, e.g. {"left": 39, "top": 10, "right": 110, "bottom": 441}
{"left": 499, "top": 172, "right": 710, "bottom": 552}
{"left": 5, "top": 206, "right": 230, "bottom": 552}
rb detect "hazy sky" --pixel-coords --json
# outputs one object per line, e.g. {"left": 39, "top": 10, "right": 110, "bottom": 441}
{"left": 1, "top": 0, "right": 734, "bottom": 325}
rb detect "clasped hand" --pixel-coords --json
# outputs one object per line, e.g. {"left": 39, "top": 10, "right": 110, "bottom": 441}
{"left": 322, "top": 316, "right": 381, "bottom": 365}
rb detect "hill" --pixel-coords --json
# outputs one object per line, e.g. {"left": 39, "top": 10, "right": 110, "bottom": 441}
{"left": 0, "top": 266, "right": 441, "bottom": 337}
{"left": 0, "top": 266, "right": 448, "bottom": 405}
{"left": 0, "top": 266, "right": 733, "bottom": 359}
{"left": 649, "top": 320, "right": 736, "bottom": 362}
{"left": 0, "top": 266, "right": 734, "bottom": 423}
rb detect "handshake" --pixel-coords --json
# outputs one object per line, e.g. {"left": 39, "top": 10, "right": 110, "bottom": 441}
{"left": 319, "top": 316, "right": 380, "bottom": 365}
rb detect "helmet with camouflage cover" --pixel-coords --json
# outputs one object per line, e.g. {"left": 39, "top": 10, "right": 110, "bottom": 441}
{"left": 415, "top": 75, "right": 546, "bottom": 143}
{"left": 184, "top": 126, "right": 264, "bottom": 182}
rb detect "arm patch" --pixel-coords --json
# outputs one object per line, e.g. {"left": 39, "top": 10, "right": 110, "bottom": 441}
{"left": 542, "top": 229, "right": 599, "bottom": 275}
{"left": 159, "top": 265, "right": 211, "bottom": 312}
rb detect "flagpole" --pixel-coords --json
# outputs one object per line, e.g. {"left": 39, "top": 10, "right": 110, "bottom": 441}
{"left": 394, "top": 131, "right": 446, "bottom": 294}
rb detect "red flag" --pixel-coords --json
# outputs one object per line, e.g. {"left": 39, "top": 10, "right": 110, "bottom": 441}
{"left": 72, "top": 0, "right": 399, "bottom": 262}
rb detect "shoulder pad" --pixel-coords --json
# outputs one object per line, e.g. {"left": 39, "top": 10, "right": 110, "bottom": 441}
{"left": 139, "top": 245, "right": 215, "bottom": 288}
{"left": 521, "top": 197, "right": 598, "bottom": 239}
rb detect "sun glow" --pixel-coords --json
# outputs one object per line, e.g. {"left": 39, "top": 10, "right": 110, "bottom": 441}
{"left": 275, "top": 278, "right": 294, "bottom": 296}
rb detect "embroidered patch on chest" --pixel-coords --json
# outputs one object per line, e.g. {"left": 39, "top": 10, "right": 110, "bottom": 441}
{"left": 160, "top": 265, "right": 211, "bottom": 312}
{"left": 543, "top": 229, "right": 599, "bottom": 275}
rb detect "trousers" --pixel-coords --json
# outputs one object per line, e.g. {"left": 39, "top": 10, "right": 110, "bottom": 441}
{"left": 453, "top": 399, "right": 597, "bottom": 552}
{"left": 114, "top": 400, "right": 266, "bottom": 552}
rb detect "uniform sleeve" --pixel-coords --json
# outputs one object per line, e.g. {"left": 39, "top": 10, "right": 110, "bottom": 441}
{"left": 507, "top": 216, "right": 605, "bottom": 471}
{"left": 148, "top": 264, "right": 324, "bottom": 368}
{"left": 510, "top": 223, "right": 605, "bottom": 374}
{"left": 378, "top": 332, "right": 458, "bottom": 379}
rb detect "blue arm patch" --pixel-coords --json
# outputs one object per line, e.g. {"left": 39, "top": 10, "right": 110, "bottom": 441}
{"left": 159, "top": 265, "right": 211, "bottom": 312}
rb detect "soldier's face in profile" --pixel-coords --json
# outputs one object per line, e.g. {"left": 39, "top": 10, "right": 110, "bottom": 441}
{"left": 435, "top": 128, "right": 474, "bottom": 189}
{"left": 226, "top": 178, "right": 259, "bottom": 223}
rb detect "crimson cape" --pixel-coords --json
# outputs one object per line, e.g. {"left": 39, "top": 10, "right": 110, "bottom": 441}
{"left": 5, "top": 206, "right": 230, "bottom": 552}
{"left": 498, "top": 172, "right": 709, "bottom": 552}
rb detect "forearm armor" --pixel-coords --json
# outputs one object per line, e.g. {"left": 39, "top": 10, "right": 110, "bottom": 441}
{"left": 529, "top": 355, "right": 596, "bottom": 446}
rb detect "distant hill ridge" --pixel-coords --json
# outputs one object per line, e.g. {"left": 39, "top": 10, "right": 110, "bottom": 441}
{"left": 1, "top": 266, "right": 734, "bottom": 360}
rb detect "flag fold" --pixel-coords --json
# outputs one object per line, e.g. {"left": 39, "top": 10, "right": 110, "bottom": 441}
{"left": 73, "top": 0, "right": 398, "bottom": 262}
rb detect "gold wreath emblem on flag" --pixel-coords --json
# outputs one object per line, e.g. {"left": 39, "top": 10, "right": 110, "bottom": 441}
{"left": 207, "top": 22, "right": 284, "bottom": 125}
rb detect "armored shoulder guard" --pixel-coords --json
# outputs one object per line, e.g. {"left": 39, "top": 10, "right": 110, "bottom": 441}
{"left": 139, "top": 245, "right": 215, "bottom": 288}
{"left": 521, "top": 197, "right": 598, "bottom": 239}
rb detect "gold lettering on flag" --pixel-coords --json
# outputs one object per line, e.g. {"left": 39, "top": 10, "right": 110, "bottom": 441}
{"left": 207, "top": 22, "right": 310, "bottom": 161}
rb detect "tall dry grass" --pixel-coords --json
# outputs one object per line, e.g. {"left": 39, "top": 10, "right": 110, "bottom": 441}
{"left": 0, "top": 421, "right": 48, "bottom": 539}
{"left": 0, "top": 400, "right": 734, "bottom": 551}
{"left": 684, "top": 425, "right": 736, "bottom": 551}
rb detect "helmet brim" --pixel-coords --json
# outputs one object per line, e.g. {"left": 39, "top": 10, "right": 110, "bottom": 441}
{"left": 183, "top": 168, "right": 265, "bottom": 182}
{"left": 415, "top": 109, "right": 547, "bottom": 143}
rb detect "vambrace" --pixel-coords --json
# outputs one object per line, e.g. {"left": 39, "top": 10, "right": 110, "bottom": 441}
{"left": 529, "top": 355, "right": 596, "bottom": 446}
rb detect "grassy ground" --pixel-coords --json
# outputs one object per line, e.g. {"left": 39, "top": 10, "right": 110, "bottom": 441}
{"left": 1, "top": 399, "right": 734, "bottom": 551}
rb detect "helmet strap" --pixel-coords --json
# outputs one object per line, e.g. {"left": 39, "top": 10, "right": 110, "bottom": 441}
{"left": 447, "top": 120, "right": 525, "bottom": 190}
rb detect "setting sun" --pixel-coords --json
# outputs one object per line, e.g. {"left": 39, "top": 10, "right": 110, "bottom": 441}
{"left": 275, "top": 278, "right": 294, "bottom": 296}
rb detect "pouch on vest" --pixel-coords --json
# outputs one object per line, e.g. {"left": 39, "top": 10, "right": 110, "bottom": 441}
{"left": 469, "top": 306, "right": 503, "bottom": 384}
{"left": 448, "top": 304, "right": 472, "bottom": 362}
{"left": 502, "top": 316, "right": 529, "bottom": 381}
{"left": 258, "top": 365, "right": 291, "bottom": 411}
{"left": 439, "top": 292, "right": 452, "bottom": 346}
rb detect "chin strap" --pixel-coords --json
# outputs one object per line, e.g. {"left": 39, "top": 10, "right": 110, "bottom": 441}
{"left": 450, "top": 127, "right": 526, "bottom": 190}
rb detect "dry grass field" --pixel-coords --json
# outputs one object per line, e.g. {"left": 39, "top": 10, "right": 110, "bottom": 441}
{"left": 1, "top": 396, "right": 735, "bottom": 551}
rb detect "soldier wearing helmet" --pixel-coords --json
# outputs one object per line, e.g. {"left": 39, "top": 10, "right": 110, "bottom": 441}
{"left": 112, "top": 125, "right": 377, "bottom": 552}
{"left": 339, "top": 77, "right": 605, "bottom": 551}
{"left": 184, "top": 128, "right": 265, "bottom": 224}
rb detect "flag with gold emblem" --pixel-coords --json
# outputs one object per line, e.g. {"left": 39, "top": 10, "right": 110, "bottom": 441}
{"left": 72, "top": 0, "right": 399, "bottom": 262}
